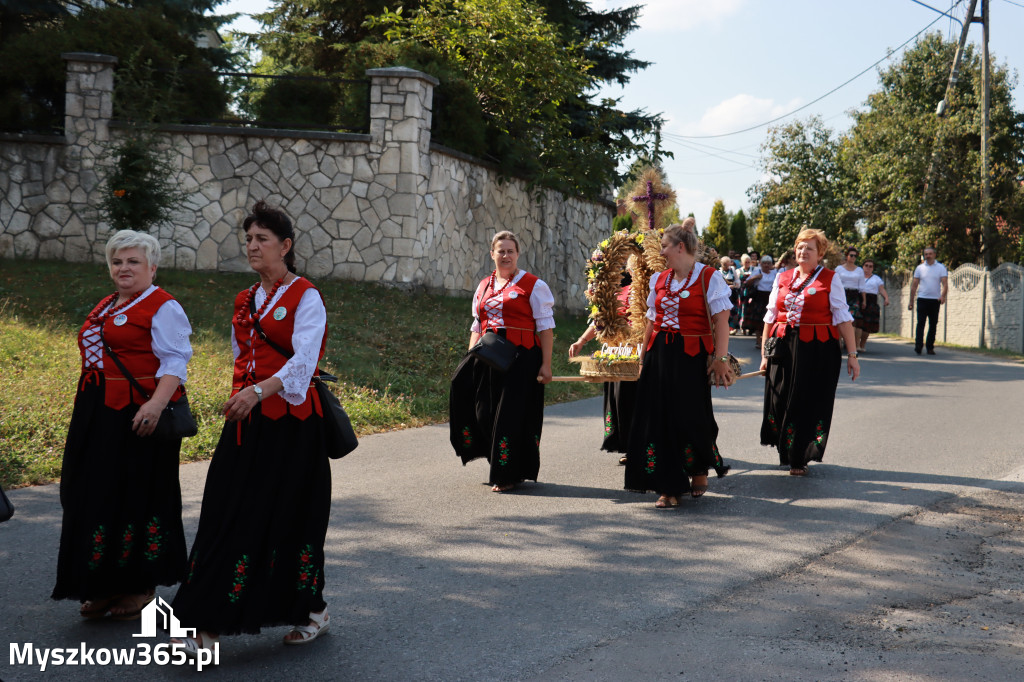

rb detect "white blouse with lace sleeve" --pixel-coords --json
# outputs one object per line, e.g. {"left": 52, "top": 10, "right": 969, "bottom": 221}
{"left": 151, "top": 297, "right": 193, "bottom": 383}
{"left": 644, "top": 264, "right": 732, "bottom": 320}
{"left": 231, "top": 280, "right": 327, "bottom": 406}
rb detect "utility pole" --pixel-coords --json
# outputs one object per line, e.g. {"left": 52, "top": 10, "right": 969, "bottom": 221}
{"left": 979, "top": 0, "right": 993, "bottom": 268}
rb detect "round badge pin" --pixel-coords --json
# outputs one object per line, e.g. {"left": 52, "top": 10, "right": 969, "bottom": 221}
{"left": 273, "top": 306, "right": 287, "bottom": 321}
{"left": 508, "top": 291, "right": 518, "bottom": 299}
{"left": 113, "top": 313, "right": 128, "bottom": 326}
{"left": 681, "top": 291, "right": 690, "bottom": 299}
{"left": 806, "top": 287, "right": 816, "bottom": 295}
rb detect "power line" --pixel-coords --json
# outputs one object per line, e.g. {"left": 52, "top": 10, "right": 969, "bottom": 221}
{"left": 672, "top": 8, "right": 956, "bottom": 140}
{"left": 998, "top": 0, "right": 1024, "bottom": 9}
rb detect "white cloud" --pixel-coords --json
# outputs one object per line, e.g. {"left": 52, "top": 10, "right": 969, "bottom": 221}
{"left": 594, "top": 0, "right": 746, "bottom": 32}
{"left": 672, "top": 94, "right": 803, "bottom": 137}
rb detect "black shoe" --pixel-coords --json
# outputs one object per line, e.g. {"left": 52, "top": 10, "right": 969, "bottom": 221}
{"left": 914, "top": 347, "right": 922, "bottom": 355}
{"left": 927, "top": 348, "right": 936, "bottom": 355}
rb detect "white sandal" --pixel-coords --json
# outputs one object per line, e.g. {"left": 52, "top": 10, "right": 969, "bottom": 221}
{"left": 172, "top": 631, "right": 219, "bottom": 658}
{"left": 283, "top": 609, "right": 330, "bottom": 645}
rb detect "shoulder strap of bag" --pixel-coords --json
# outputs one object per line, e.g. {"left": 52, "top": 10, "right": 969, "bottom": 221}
{"left": 250, "top": 297, "right": 336, "bottom": 382}
{"left": 99, "top": 323, "right": 153, "bottom": 401}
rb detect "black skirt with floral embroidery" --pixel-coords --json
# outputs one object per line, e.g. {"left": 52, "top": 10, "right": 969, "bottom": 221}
{"left": 601, "top": 380, "right": 637, "bottom": 454}
{"left": 449, "top": 333, "right": 544, "bottom": 486}
{"left": 624, "top": 334, "right": 729, "bottom": 496}
{"left": 170, "top": 407, "right": 331, "bottom": 635}
{"left": 760, "top": 326, "right": 843, "bottom": 468}
{"left": 52, "top": 375, "right": 187, "bottom": 601}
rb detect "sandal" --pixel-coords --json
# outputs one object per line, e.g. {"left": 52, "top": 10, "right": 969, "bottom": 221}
{"left": 172, "top": 631, "right": 219, "bottom": 658}
{"left": 80, "top": 595, "right": 120, "bottom": 619}
{"left": 655, "top": 496, "right": 679, "bottom": 509}
{"left": 789, "top": 467, "right": 808, "bottom": 476}
{"left": 690, "top": 475, "right": 709, "bottom": 498}
{"left": 284, "top": 609, "right": 330, "bottom": 645}
{"left": 617, "top": 456, "right": 627, "bottom": 466}
{"left": 491, "top": 483, "right": 516, "bottom": 493}
{"left": 109, "top": 590, "right": 155, "bottom": 621}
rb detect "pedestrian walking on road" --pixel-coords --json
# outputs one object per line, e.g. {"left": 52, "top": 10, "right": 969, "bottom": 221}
{"left": 759, "top": 229, "right": 860, "bottom": 476}
{"left": 908, "top": 247, "right": 948, "bottom": 355}
{"left": 449, "top": 231, "right": 555, "bottom": 493}
{"left": 171, "top": 201, "right": 333, "bottom": 654}
{"left": 625, "top": 221, "right": 732, "bottom": 509}
{"left": 855, "top": 259, "right": 889, "bottom": 352}
{"left": 52, "top": 230, "right": 193, "bottom": 621}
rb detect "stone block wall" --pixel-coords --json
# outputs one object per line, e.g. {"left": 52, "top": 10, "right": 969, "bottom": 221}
{"left": 881, "top": 262, "right": 1024, "bottom": 353}
{"left": 0, "top": 55, "right": 613, "bottom": 311}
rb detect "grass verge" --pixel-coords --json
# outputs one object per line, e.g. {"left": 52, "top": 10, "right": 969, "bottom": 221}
{"left": 0, "top": 260, "right": 600, "bottom": 488}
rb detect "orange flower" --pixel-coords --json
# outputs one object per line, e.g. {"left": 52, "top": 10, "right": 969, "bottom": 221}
{"left": 113, "top": 189, "right": 126, "bottom": 198}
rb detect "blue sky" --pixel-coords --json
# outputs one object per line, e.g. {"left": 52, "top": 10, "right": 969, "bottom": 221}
{"left": 220, "top": 0, "right": 1023, "bottom": 230}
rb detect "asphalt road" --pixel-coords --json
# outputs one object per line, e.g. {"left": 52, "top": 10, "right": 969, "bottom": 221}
{"left": 2, "top": 337, "right": 1023, "bottom": 681}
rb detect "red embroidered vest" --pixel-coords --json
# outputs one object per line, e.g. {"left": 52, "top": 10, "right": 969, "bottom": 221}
{"left": 232, "top": 278, "right": 327, "bottom": 421}
{"left": 649, "top": 267, "right": 714, "bottom": 355}
{"left": 475, "top": 271, "right": 540, "bottom": 349}
{"left": 770, "top": 268, "right": 841, "bottom": 341}
{"left": 79, "top": 287, "right": 184, "bottom": 410}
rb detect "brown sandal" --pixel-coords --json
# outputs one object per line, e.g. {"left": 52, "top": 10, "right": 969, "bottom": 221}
{"left": 80, "top": 595, "right": 120, "bottom": 619}
{"left": 109, "top": 590, "right": 155, "bottom": 621}
{"left": 789, "top": 467, "right": 808, "bottom": 476}
{"left": 690, "top": 475, "right": 709, "bottom": 498}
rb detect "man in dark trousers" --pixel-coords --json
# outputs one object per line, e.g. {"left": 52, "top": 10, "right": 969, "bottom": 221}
{"left": 908, "top": 246, "right": 949, "bottom": 355}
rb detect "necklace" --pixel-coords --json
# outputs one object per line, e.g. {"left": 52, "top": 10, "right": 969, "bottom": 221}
{"left": 791, "top": 266, "right": 822, "bottom": 295}
{"left": 666, "top": 263, "right": 697, "bottom": 300}
{"left": 88, "top": 290, "right": 144, "bottom": 326}
{"left": 236, "top": 277, "right": 285, "bottom": 330}
{"left": 488, "top": 269, "right": 518, "bottom": 298}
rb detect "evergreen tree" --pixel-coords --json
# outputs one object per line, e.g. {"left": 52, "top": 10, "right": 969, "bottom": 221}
{"left": 730, "top": 209, "right": 748, "bottom": 253}
{"left": 703, "top": 200, "right": 730, "bottom": 253}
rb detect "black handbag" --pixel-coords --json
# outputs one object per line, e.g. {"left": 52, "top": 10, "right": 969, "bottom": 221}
{"left": 469, "top": 331, "right": 518, "bottom": 372}
{"left": 313, "top": 373, "right": 360, "bottom": 459}
{"left": 0, "top": 486, "right": 14, "bottom": 523}
{"left": 251, "top": 313, "right": 358, "bottom": 460}
{"left": 762, "top": 334, "right": 787, "bottom": 364}
{"left": 101, "top": 326, "right": 199, "bottom": 440}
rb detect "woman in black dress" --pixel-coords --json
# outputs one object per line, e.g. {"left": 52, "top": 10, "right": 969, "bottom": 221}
{"left": 52, "top": 230, "right": 192, "bottom": 620}
{"left": 759, "top": 229, "right": 861, "bottom": 475}
{"left": 449, "top": 231, "right": 555, "bottom": 492}
{"left": 172, "top": 201, "right": 332, "bottom": 653}
{"left": 624, "top": 223, "right": 733, "bottom": 508}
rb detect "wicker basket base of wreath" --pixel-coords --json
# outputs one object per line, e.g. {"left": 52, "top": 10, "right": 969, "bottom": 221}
{"left": 572, "top": 356, "right": 641, "bottom": 381}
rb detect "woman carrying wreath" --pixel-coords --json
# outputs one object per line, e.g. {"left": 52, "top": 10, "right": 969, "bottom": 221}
{"left": 52, "top": 230, "right": 192, "bottom": 620}
{"left": 624, "top": 222, "right": 732, "bottom": 508}
{"left": 759, "top": 229, "right": 860, "bottom": 476}
{"left": 449, "top": 231, "right": 555, "bottom": 493}
{"left": 171, "top": 201, "right": 333, "bottom": 653}
{"left": 569, "top": 264, "right": 636, "bottom": 465}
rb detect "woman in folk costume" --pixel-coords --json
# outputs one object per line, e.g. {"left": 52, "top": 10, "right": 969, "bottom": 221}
{"left": 624, "top": 222, "right": 733, "bottom": 509}
{"left": 449, "top": 231, "right": 555, "bottom": 493}
{"left": 53, "top": 230, "right": 192, "bottom": 619}
{"left": 172, "top": 201, "right": 332, "bottom": 653}
{"left": 569, "top": 262, "right": 637, "bottom": 465}
{"left": 759, "top": 229, "right": 860, "bottom": 476}
{"left": 854, "top": 258, "right": 889, "bottom": 352}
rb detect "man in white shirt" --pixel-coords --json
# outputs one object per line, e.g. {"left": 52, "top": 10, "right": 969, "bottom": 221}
{"left": 908, "top": 246, "right": 949, "bottom": 355}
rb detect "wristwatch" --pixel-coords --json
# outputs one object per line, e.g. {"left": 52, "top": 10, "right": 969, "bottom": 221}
{"left": 849, "top": 351, "right": 859, "bottom": 359}
{"left": 718, "top": 355, "right": 729, "bottom": 363}
{"left": 252, "top": 385, "right": 264, "bottom": 401}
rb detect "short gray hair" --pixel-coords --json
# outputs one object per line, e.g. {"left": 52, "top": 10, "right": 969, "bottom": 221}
{"left": 105, "top": 230, "right": 161, "bottom": 269}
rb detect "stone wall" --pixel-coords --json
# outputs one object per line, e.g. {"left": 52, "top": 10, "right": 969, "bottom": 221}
{"left": 881, "top": 262, "right": 1024, "bottom": 353}
{"left": 0, "top": 53, "right": 613, "bottom": 311}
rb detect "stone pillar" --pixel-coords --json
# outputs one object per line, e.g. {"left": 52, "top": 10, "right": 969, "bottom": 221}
{"left": 365, "top": 67, "right": 439, "bottom": 281}
{"left": 62, "top": 52, "right": 118, "bottom": 258}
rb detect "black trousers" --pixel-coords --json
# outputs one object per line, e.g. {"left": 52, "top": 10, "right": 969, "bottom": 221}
{"left": 915, "top": 298, "right": 940, "bottom": 351}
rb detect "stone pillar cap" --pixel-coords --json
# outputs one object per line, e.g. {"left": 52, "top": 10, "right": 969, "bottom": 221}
{"left": 61, "top": 52, "right": 119, "bottom": 65}
{"left": 365, "top": 66, "right": 439, "bottom": 86}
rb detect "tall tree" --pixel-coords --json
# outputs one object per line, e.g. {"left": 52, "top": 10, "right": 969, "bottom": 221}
{"left": 729, "top": 209, "right": 748, "bottom": 253}
{"left": 748, "top": 116, "right": 852, "bottom": 258}
{"left": 703, "top": 199, "right": 730, "bottom": 253}
{"left": 844, "top": 33, "right": 1024, "bottom": 269}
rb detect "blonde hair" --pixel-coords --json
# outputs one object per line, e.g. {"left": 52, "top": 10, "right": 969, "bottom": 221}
{"left": 662, "top": 221, "right": 699, "bottom": 256}
{"left": 794, "top": 228, "right": 828, "bottom": 255}
{"left": 490, "top": 230, "right": 520, "bottom": 252}
{"left": 105, "top": 230, "right": 160, "bottom": 269}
